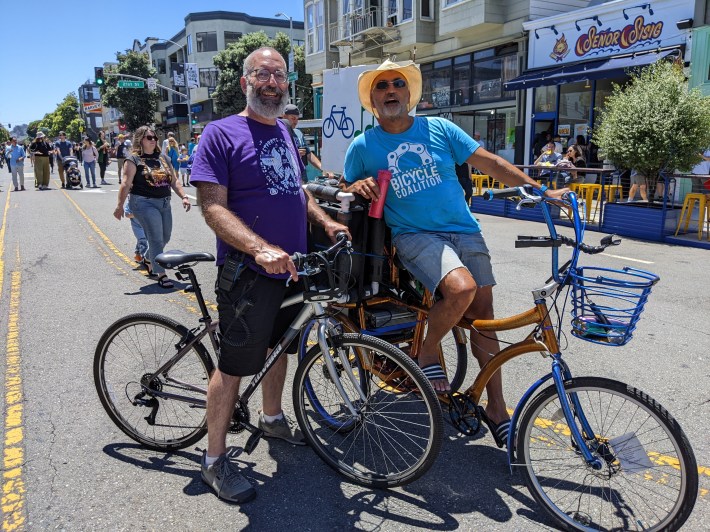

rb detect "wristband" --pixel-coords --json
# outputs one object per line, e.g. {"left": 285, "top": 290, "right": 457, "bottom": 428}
{"left": 538, "top": 185, "right": 548, "bottom": 196}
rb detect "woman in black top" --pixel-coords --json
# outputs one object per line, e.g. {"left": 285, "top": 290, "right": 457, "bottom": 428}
{"left": 96, "top": 130, "right": 110, "bottom": 185}
{"left": 113, "top": 126, "right": 191, "bottom": 288}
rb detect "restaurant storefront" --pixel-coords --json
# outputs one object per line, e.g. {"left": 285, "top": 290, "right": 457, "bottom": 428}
{"left": 507, "top": 0, "right": 696, "bottom": 164}
{"left": 416, "top": 41, "right": 523, "bottom": 164}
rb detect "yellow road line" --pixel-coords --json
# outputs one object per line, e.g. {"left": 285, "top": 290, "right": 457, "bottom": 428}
{"left": 61, "top": 184, "right": 217, "bottom": 314}
{"left": 2, "top": 247, "right": 25, "bottom": 531}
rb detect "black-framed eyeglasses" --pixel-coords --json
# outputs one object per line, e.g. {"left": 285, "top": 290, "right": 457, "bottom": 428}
{"left": 374, "top": 78, "right": 407, "bottom": 90}
{"left": 249, "top": 68, "right": 288, "bottom": 83}
{"left": 144, "top": 135, "right": 158, "bottom": 141}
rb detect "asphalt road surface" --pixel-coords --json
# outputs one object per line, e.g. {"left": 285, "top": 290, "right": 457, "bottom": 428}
{"left": 0, "top": 161, "right": 707, "bottom": 530}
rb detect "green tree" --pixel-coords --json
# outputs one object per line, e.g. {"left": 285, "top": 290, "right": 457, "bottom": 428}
{"left": 26, "top": 120, "right": 41, "bottom": 139}
{"left": 594, "top": 61, "right": 710, "bottom": 191}
{"left": 101, "top": 51, "right": 160, "bottom": 131}
{"left": 212, "top": 31, "right": 313, "bottom": 118}
{"left": 49, "top": 93, "right": 82, "bottom": 137}
{"left": 66, "top": 118, "right": 85, "bottom": 142}
{"left": 0, "top": 126, "right": 9, "bottom": 144}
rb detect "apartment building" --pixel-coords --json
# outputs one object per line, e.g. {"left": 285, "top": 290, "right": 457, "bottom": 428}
{"left": 304, "top": 0, "right": 709, "bottom": 165}
{"left": 132, "top": 11, "right": 304, "bottom": 141}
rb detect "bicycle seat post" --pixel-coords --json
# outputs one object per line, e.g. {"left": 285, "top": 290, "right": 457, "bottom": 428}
{"left": 181, "top": 267, "right": 212, "bottom": 323}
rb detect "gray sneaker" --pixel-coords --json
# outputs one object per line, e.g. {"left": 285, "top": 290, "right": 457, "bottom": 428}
{"left": 258, "top": 412, "right": 306, "bottom": 445}
{"left": 201, "top": 448, "right": 256, "bottom": 503}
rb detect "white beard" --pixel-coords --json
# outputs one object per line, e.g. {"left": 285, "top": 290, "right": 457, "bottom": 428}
{"left": 246, "top": 81, "right": 289, "bottom": 119}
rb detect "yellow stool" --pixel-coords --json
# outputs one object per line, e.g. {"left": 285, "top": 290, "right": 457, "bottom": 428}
{"left": 674, "top": 193, "right": 710, "bottom": 240}
{"left": 589, "top": 184, "right": 624, "bottom": 220}
{"left": 576, "top": 184, "right": 602, "bottom": 222}
{"left": 568, "top": 182, "right": 582, "bottom": 195}
{"left": 471, "top": 174, "right": 488, "bottom": 195}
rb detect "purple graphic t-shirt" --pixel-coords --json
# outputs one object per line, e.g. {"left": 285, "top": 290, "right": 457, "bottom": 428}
{"left": 190, "top": 115, "right": 307, "bottom": 276}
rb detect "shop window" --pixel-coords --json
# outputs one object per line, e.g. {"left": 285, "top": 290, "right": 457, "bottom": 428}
{"left": 453, "top": 55, "right": 471, "bottom": 106}
{"left": 558, "top": 81, "right": 592, "bottom": 145}
{"left": 474, "top": 108, "right": 515, "bottom": 162}
{"left": 224, "top": 31, "right": 242, "bottom": 48}
{"left": 196, "top": 32, "right": 217, "bottom": 53}
{"left": 472, "top": 54, "right": 517, "bottom": 104}
{"left": 430, "top": 59, "right": 452, "bottom": 108}
{"left": 534, "top": 86, "right": 556, "bottom": 113}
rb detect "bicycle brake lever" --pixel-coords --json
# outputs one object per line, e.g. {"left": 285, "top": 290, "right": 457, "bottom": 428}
{"left": 516, "top": 198, "right": 537, "bottom": 210}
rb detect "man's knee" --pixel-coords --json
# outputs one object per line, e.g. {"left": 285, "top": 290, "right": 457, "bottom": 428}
{"left": 439, "top": 268, "right": 477, "bottom": 310}
{"left": 465, "top": 285, "right": 494, "bottom": 320}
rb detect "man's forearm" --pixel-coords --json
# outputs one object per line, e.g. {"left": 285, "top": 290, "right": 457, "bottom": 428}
{"left": 306, "top": 193, "right": 334, "bottom": 228}
{"left": 202, "top": 203, "right": 270, "bottom": 257}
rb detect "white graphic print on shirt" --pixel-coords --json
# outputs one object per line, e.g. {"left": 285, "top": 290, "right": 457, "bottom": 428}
{"left": 258, "top": 137, "right": 301, "bottom": 196}
{"left": 387, "top": 142, "right": 442, "bottom": 199}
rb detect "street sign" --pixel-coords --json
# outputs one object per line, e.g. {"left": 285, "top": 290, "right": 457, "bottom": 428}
{"left": 146, "top": 78, "right": 157, "bottom": 90}
{"left": 288, "top": 51, "right": 294, "bottom": 73}
{"left": 288, "top": 71, "right": 298, "bottom": 82}
{"left": 117, "top": 80, "right": 145, "bottom": 89}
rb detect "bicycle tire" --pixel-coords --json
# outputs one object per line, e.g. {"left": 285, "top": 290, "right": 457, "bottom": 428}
{"left": 516, "top": 376, "right": 698, "bottom": 531}
{"left": 293, "top": 333, "right": 443, "bottom": 488}
{"left": 323, "top": 117, "right": 335, "bottom": 138}
{"left": 94, "top": 313, "right": 214, "bottom": 451}
{"left": 342, "top": 117, "right": 355, "bottom": 139}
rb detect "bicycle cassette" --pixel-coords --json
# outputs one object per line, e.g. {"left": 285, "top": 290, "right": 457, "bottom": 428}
{"left": 448, "top": 392, "right": 482, "bottom": 436}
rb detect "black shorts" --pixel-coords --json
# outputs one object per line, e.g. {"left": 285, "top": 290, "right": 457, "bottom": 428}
{"left": 216, "top": 266, "right": 303, "bottom": 376}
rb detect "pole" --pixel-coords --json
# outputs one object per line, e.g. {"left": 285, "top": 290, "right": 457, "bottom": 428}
{"left": 151, "top": 38, "right": 192, "bottom": 139}
{"left": 289, "top": 17, "right": 295, "bottom": 104}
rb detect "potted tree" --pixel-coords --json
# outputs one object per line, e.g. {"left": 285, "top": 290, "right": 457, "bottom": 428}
{"left": 594, "top": 60, "right": 710, "bottom": 242}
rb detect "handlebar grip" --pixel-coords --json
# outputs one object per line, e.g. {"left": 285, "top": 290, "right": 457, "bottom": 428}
{"left": 481, "top": 185, "right": 534, "bottom": 201}
{"left": 290, "top": 252, "right": 305, "bottom": 270}
{"left": 304, "top": 183, "right": 342, "bottom": 202}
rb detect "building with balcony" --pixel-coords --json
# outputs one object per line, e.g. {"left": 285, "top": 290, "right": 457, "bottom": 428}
{"left": 132, "top": 11, "right": 304, "bottom": 142}
{"left": 304, "top": 0, "right": 594, "bottom": 164}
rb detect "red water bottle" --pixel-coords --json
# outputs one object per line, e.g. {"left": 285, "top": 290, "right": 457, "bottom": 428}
{"left": 368, "top": 170, "right": 392, "bottom": 219}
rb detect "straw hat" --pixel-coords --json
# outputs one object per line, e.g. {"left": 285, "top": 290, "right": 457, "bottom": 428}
{"left": 357, "top": 59, "right": 422, "bottom": 118}
{"left": 36, "top": 131, "right": 45, "bottom": 138}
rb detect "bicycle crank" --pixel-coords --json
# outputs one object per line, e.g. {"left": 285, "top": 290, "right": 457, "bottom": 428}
{"left": 448, "top": 392, "right": 482, "bottom": 436}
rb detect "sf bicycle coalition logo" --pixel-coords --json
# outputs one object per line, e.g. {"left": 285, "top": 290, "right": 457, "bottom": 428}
{"left": 387, "top": 142, "right": 442, "bottom": 199}
{"left": 258, "top": 138, "right": 302, "bottom": 196}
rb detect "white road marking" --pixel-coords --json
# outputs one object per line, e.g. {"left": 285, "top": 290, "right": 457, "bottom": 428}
{"left": 601, "top": 253, "right": 654, "bottom": 264}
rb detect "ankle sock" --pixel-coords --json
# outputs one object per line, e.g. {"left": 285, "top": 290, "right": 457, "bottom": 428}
{"left": 205, "top": 455, "right": 219, "bottom": 466}
{"left": 262, "top": 412, "right": 284, "bottom": 424}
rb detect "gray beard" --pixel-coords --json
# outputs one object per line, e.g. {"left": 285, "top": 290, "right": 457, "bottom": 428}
{"left": 246, "top": 82, "right": 288, "bottom": 119}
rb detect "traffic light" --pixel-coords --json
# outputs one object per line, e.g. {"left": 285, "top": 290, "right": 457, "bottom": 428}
{"left": 191, "top": 118, "right": 198, "bottom": 125}
{"left": 94, "top": 67, "right": 105, "bottom": 85}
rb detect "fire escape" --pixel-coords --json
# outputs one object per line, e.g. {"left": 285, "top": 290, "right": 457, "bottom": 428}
{"left": 329, "top": 6, "right": 401, "bottom": 57}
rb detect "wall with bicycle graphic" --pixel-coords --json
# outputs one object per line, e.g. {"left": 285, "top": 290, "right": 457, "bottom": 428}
{"left": 321, "top": 65, "right": 418, "bottom": 174}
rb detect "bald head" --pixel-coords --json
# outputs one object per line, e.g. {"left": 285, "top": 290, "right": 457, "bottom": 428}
{"left": 243, "top": 47, "right": 285, "bottom": 76}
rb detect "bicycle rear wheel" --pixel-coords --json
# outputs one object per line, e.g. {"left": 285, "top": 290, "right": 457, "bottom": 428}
{"left": 293, "top": 333, "right": 443, "bottom": 488}
{"left": 94, "top": 313, "right": 214, "bottom": 451}
{"left": 516, "top": 376, "right": 698, "bottom": 531}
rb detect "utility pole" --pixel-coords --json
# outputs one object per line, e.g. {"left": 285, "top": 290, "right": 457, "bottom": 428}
{"left": 275, "top": 12, "right": 296, "bottom": 104}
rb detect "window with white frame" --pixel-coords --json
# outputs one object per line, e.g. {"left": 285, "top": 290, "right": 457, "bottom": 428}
{"left": 315, "top": 0, "right": 324, "bottom": 52}
{"left": 306, "top": 3, "right": 315, "bottom": 54}
{"left": 443, "top": 0, "right": 465, "bottom": 6}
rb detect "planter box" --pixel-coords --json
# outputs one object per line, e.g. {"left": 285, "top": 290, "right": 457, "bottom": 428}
{"left": 470, "top": 196, "right": 508, "bottom": 217}
{"left": 601, "top": 202, "right": 681, "bottom": 242}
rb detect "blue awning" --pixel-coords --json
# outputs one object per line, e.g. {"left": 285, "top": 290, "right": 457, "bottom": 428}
{"left": 504, "top": 50, "right": 673, "bottom": 91}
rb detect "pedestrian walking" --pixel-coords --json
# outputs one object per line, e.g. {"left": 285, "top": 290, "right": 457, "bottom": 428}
{"left": 7, "top": 137, "right": 26, "bottom": 191}
{"left": 30, "top": 132, "right": 52, "bottom": 190}
{"left": 96, "top": 130, "right": 110, "bottom": 185}
{"left": 177, "top": 146, "right": 190, "bottom": 186}
{"left": 54, "top": 131, "right": 73, "bottom": 188}
{"left": 112, "top": 126, "right": 191, "bottom": 288}
{"left": 114, "top": 134, "right": 128, "bottom": 184}
{"left": 166, "top": 136, "right": 180, "bottom": 175}
{"left": 81, "top": 137, "right": 99, "bottom": 188}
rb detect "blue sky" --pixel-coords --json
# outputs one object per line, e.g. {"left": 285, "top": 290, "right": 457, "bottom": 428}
{"left": 0, "top": 0, "right": 301, "bottom": 128}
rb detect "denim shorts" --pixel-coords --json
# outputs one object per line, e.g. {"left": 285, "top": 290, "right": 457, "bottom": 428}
{"left": 392, "top": 231, "right": 495, "bottom": 293}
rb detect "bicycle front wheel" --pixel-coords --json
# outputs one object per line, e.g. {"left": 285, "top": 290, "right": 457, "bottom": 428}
{"left": 94, "top": 313, "right": 214, "bottom": 451}
{"left": 517, "top": 376, "right": 698, "bottom": 531}
{"left": 293, "top": 333, "right": 443, "bottom": 488}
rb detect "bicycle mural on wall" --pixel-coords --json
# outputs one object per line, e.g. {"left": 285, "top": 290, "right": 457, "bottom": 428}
{"left": 322, "top": 105, "right": 355, "bottom": 139}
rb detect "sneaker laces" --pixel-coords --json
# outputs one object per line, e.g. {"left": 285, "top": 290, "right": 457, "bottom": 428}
{"left": 215, "top": 449, "right": 245, "bottom": 486}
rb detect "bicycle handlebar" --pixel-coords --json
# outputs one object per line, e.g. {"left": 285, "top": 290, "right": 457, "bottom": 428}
{"left": 482, "top": 185, "right": 622, "bottom": 283}
{"left": 290, "top": 231, "right": 350, "bottom": 274}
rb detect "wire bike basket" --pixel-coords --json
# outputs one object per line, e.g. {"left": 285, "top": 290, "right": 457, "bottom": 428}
{"left": 570, "top": 266, "right": 660, "bottom": 346}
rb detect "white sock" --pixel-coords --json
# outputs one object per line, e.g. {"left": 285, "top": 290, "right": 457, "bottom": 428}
{"left": 204, "top": 455, "right": 219, "bottom": 466}
{"left": 262, "top": 412, "right": 284, "bottom": 424}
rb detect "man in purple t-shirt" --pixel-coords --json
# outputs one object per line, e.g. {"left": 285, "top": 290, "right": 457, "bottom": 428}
{"left": 190, "top": 47, "right": 348, "bottom": 504}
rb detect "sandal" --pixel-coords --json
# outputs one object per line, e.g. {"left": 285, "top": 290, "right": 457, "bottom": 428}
{"left": 420, "top": 363, "right": 452, "bottom": 395}
{"left": 478, "top": 407, "right": 511, "bottom": 449}
{"left": 158, "top": 276, "right": 174, "bottom": 288}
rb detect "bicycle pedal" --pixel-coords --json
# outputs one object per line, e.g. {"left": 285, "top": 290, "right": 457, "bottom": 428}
{"left": 245, "top": 429, "right": 264, "bottom": 454}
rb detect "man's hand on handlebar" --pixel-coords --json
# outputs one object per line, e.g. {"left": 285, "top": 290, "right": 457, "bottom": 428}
{"left": 346, "top": 176, "right": 380, "bottom": 201}
{"left": 254, "top": 245, "right": 298, "bottom": 281}
{"left": 323, "top": 219, "right": 351, "bottom": 243}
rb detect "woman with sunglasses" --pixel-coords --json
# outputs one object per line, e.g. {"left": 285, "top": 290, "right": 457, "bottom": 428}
{"left": 112, "top": 126, "right": 191, "bottom": 288}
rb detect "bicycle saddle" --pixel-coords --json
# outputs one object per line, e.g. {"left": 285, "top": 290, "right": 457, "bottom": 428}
{"left": 155, "top": 250, "right": 215, "bottom": 269}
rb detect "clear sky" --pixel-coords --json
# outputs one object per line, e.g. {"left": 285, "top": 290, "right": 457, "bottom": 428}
{"left": 0, "top": 0, "right": 302, "bottom": 128}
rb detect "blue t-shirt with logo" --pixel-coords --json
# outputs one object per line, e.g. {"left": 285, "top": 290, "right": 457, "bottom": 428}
{"left": 344, "top": 117, "right": 481, "bottom": 237}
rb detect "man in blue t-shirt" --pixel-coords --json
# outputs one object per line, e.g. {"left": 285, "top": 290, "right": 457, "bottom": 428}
{"left": 190, "top": 47, "right": 348, "bottom": 504}
{"left": 343, "top": 60, "right": 565, "bottom": 449}
{"left": 54, "top": 131, "right": 74, "bottom": 188}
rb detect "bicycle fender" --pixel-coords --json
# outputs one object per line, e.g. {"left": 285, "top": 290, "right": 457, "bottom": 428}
{"left": 507, "top": 372, "right": 555, "bottom": 472}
